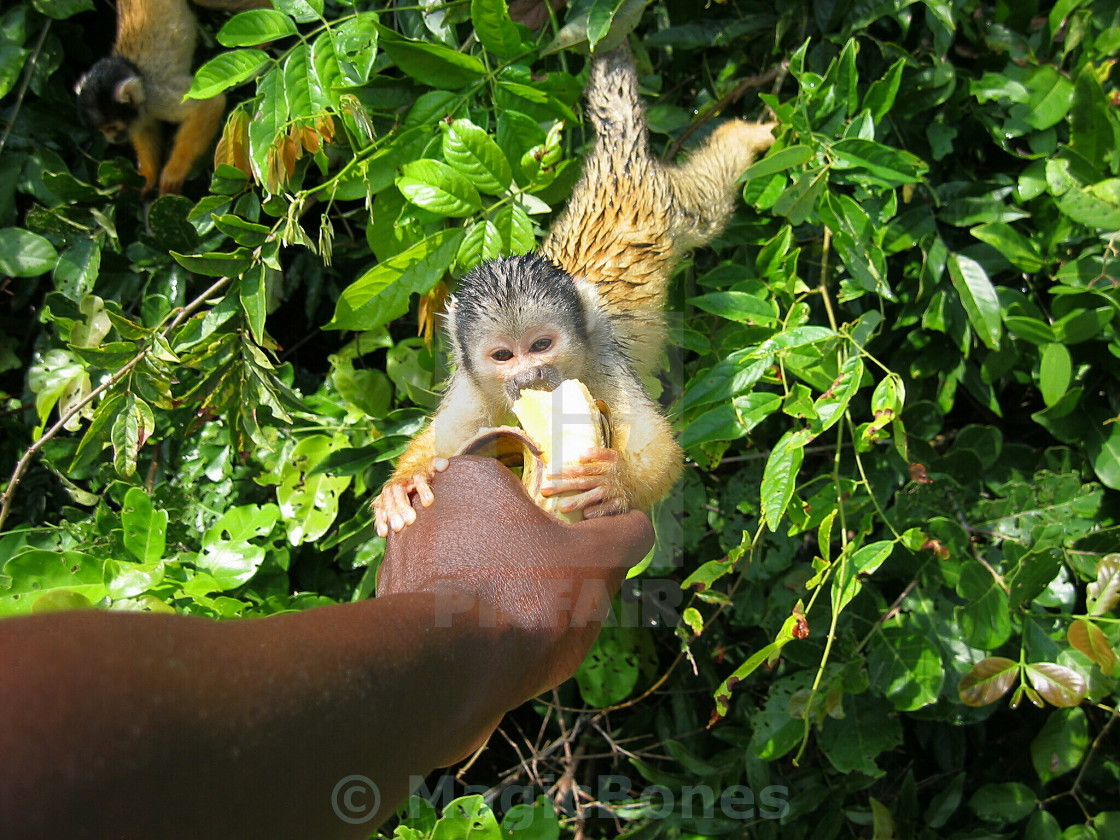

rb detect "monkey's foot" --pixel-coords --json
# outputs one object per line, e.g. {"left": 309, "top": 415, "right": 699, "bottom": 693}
{"left": 373, "top": 458, "right": 450, "bottom": 537}
{"left": 540, "top": 448, "right": 628, "bottom": 518}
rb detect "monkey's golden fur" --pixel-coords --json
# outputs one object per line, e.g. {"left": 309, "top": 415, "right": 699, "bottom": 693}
{"left": 373, "top": 48, "right": 775, "bottom": 535}
{"left": 78, "top": 0, "right": 267, "bottom": 195}
{"left": 543, "top": 49, "right": 777, "bottom": 378}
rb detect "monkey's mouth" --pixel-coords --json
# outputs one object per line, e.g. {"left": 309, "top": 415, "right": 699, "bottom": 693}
{"left": 505, "top": 368, "right": 562, "bottom": 402}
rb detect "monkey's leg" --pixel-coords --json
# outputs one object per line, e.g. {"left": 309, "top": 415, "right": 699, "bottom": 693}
{"left": 666, "top": 119, "right": 777, "bottom": 248}
{"left": 129, "top": 119, "right": 163, "bottom": 196}
{"left": 160, "top": 94, "right": 226, "bottom": 195}
{"left": 372, "top": 426, "right": 451, "bottom": 537}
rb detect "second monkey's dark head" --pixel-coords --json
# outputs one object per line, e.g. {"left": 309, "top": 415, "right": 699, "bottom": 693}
{"left": 448, "top": 254, "right": 592, "bottom": 404}
{"left": 75, "top": 56, "right": 145, "bottom": 144}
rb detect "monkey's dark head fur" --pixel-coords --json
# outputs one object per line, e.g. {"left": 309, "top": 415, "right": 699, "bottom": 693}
{"left": 449, "top": 254, "right": 589, "bottom": 372}
{"left": 76, "top": 57, "right": 143, "bottom": 143}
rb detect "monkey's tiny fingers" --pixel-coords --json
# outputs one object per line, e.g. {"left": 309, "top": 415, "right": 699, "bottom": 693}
{"left": 374, "top": 482, "right": 416, "bottom": 537}
{"left": 541, "top": 448, "right": 620, "bottom": 494}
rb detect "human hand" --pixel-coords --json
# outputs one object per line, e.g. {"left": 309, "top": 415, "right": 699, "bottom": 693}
{"left": 377, "top": 455, "right": 654, "bottom": 698}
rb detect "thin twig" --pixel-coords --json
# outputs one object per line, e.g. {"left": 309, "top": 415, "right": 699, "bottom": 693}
{"left": 666, "top": 64, "right": 784, "bottom": 159}
{"left": 0, "top": 275, "right": 233, "bottom": 532}
{"left": 0, "top": 21, "right": 50, "bottom": 157}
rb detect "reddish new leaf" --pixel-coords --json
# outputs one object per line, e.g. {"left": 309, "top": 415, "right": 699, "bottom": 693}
{"left": 1024, "top": 662, "right": 1087, "bottom": 708}
{"left": 1068, "top": 620, "right": 1117, "bottom": 676}
{"left": 959, "top": 657, "right": 1018, "bottom": 707}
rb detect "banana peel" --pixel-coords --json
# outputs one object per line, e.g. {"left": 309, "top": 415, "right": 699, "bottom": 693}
{"left": 456, "top": 379, "right": 611, "bottom": 522}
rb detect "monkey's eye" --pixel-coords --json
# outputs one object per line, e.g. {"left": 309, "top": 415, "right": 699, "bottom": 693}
{"left": 491, "top": 349, "right": 514, "bottom": 362}
{"left": 529, "top": 338, "right": 552, "bottom": 353}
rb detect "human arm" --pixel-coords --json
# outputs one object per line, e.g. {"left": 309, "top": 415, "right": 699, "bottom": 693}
{"left": 0, "top": 457, "right": 653, "bottom": 840}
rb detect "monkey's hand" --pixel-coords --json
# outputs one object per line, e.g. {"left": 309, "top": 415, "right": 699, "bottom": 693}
{"left": 373, "top": 457, "right": 451, "bottom": 537}
{"left": 540, "top": 447, "right": 629, "bottom": 519}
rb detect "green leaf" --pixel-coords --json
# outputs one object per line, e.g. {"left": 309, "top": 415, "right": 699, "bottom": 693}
{"left": 397, "top": 159, "right": 483, "bottom": 218}
{"left": 968, "top": 782, "right": 1037, "bottom": 824}
{"left": 375, "top": 25, "right": 486, "bottom": 89}
{"left": 1085, "top": 410, "right": 1120, "bottom": 490}
{"left": 1070, "top": 64, "right": 1120, "bottom": 172}
{"left": 214, "top": 214, "right": 271, "bottom": 248}
{"left": 470, "top": 0, "right": 527, "bottom": 58}
{"left": 586, "top": 0, "right": 628, "bottom": 50}
{"left": 218, "top": 9, "right": 297, "bottom": 46}
{"left": 832, "top": 540, "right": 893, "bottom": 614}
{"left": 111, "top": 394, "right": 153, "bottom": 477}
{"left": 187, "top": 49, "right": 269, "bottom": 99}
{"left": 956, "top": 562, "right": 1012, "bottom": 649}
{"left": 1045, "top": 155, "right": 1120, "bottom": 231}
{"left": 442, "top": 120, "right": 513, "bottom": 195}
{"left": 328, "top": 228, "right": 463, "bottom": 331}
{"left": 277, "top": 435, "right": 352, "bottom": 544}
{"left": 574, "top": 626, "right": 644, "bottom": 705}
{"left": 761, "top": 428, "right": 812, "bottom": 531}
{"left": 194, "top": 504, "right": 280, "bottom": 590}
{"left": 457, "top": 219, "right": 504, "bottom": 273}
{"left": 818, "top": 695, "right": 903, "bottom": 778}
{"left": 274, "top": 0, "right": 321, "bottom": 22}
{"left": 121, "top": 487, "right": 168, "bottom": 564}
{"left": 970, "top": 222, "right": 1044, "bottom": 273}
{"left": 502, "top": 797, "right": 559, "bottom": 840}
{"left": 239, "top": 264, "right": 268, "bottom": 346}
{"left": 679, "top": 392, "right": 781, "bottom": 448}
{"left": 948, "top": 252, "right": 1002, "bottom": 350}
{"left": 1031, "top": 708, "right": 1089, "bottom": 784}
{"left": 170, "top": 249, "right": 254, "bottom": 277}
{"left": 0, "top": 551, "right": 108, "bottom": 616}
{"left": 829, "top": 138, "right": 928, "bottom": 186}
{"left": 1038, "top": 343, "right": 1071, "bottom": 408}
{"left": 861, "top": 57, "right": 906, "bottom": 121}
{"left": 0, "top": 227, "right": 58, "bottom": 276}
{"left": 494, "top": 202, "right": 534, "bottom": 253}
{"left": 688, "top": 291, "right": 778, "bottom": 325}
{"left": 332, "top": 13, "right": 379, "bottom": 87}
{"left": 868, "top": 624, "right": 945, "bottom": 711}
{"left": 739, "top": 145, "right": 814, "bottom": 181}
{"left": 812, "top": 355, "right": 864, "bottom": 434}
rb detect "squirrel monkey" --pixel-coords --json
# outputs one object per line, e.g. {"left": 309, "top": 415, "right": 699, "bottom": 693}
{"left": 76, "top": 0, "right": 269, "bottom": 195}
{"left": 373, "top": 47, "right": 776, "bottom": 537}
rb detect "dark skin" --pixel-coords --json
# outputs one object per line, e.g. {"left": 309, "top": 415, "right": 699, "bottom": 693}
{"left": 0, "top": 457, "right": 653, "bottom": 840}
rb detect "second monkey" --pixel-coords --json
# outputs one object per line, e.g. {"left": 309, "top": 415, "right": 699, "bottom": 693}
{"left": 76, "top": 0, "right": 269, "bottom": 196}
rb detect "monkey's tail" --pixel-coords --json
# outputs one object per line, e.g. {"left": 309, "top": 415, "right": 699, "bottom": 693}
{"left": 583, "top": 47, "right": 651, "bottom": 163}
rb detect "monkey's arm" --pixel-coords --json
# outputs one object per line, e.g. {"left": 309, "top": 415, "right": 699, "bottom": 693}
{"left": 374, "top": 425, "right": 447, "bottom": 537}
{"left": 160, "top": 94, "right": 226, "bottom": 194}
{"left": 374, "top": 381, "right": 495, "bottom": 536}
{"left": 129, "top": 118, "right": 163, "bottom": 196}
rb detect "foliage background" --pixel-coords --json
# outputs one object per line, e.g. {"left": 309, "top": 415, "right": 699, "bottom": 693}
{"left": 1, "top": 0, "right": 1119, "bottom": 837}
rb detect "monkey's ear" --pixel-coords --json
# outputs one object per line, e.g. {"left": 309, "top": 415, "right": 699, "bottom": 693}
{"left": 74, "top": 72, "right": 90, "bottom": 96}
{"left": 114, "top": 76, "right": 145, "bottom": 105}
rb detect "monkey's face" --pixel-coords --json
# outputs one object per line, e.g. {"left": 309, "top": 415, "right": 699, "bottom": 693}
{"left": 98, "top": 120, "right": 132, "bottom": 145}
{"left": 476, "top": 325, "right": 583, "bottom": 406}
